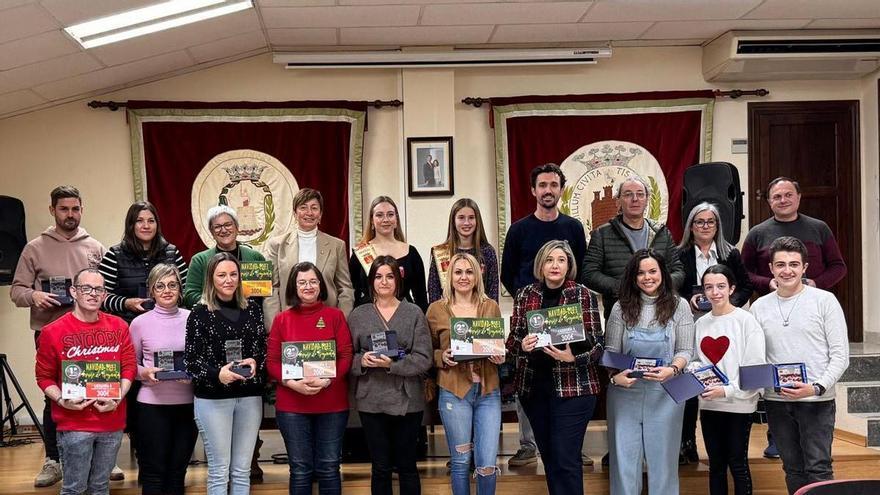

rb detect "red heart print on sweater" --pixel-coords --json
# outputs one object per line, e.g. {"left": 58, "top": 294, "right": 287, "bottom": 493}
{"left": 700, "top": 336, "right": 730, "bottom": 365}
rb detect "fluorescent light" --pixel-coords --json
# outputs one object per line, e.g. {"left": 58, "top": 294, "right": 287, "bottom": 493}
{"left": 64, "top": 0, "right": 253, "bottom": 49}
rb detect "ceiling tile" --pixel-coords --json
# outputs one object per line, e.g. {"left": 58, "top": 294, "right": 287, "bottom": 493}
{"left": 0, "top": 4, "right": 59, "bottom": 44}
{"left": 267, "top": 28, "right": 338, "bottom": 46}
{"left": 87, "top": 10, "right": 260, "bottom": 67}
{"left": 744, "top": 0, "right": 880, "bottom": 20}
{"left": 805, "top": 18, "right": 880, "bottom": 29}
{"left": 421, "top": 2, "right": 592, "bottom": 26}
{"left": 259, "top": 0, "right": 336, "bottom": 5}
{"left": 188, "top": 30, "right": 268, "bottom": 63}
{"left": 0, "top": 52, "right": 103, "bottom": 94}
{"left": 0, "top": 0, "right": 33, "bottom": 11}
{"left": 261, "top": 6, "right": 421, "bottom": 28}
{"left": 38, "top": 0, "right": 163, "bottom": 25}
{"left": 340, "top": 25, "right": 494, "bottom": 45}
{"left": 340, "top": 0, "right": 494, "bottom": 4}
{"left": 0, "top": 30, "right": 79, "bottom": 70}
{"left": 584, "top": 0, "right": 762, "bottom": 22}
{"left": 640, "top": 19, "right": 811, "bottom": 40}
{"left": 32, "top": 50, "right": 193, "bottom": 100}
{"left": 0, "top": 88, "right": 47, "bottom": 115}
{"left": 491, "top": 22, "right": 652, "bottom": 43}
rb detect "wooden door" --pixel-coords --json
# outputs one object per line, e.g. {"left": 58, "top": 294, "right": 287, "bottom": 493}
{"left": 748, "top": 100, "right": 862, "bottom": 341}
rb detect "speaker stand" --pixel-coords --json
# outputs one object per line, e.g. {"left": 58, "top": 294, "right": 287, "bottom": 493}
{"left": 0, "top": 353, "right": 44, "bottom": 447}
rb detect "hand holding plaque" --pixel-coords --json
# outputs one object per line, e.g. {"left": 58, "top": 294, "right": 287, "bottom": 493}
{"left": 225, "top": 339, "right": 253, "bottom": 378}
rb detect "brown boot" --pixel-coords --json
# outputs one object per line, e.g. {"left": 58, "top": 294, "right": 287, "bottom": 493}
{"left": 250, "top": 436, "right": 264, "bottom": 483}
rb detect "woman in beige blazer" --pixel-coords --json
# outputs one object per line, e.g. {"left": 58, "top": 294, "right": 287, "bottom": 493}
{"left": 263, "top": 188, "right": 354, "bottom": 328}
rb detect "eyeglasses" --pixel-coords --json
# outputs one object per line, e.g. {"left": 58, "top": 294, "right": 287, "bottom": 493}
{"left": 693, "top": 219, "right": 717, "bottom": 228}
{"left": 296, "top": 279, "right": 320, "bottom": 288}
{"left": 620, "top": 191, "right": 646, "bottom": 200}
{"left": 154, "top": 282, "right": 180, "bottom": 292}
{"left": 211, "top": 221, "right": 236, "bottom": 233}
{"left": 75, "top": 285, "right": 106, "bottom": 295}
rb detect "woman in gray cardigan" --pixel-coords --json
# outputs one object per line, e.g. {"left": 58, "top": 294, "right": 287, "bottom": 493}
{"left": 348, "top": 255, "right": 432, "bottom": 495}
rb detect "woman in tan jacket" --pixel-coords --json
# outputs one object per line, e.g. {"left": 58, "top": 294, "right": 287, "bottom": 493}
{"left": 427, "top": 252, "right": 504, "bottom": 495}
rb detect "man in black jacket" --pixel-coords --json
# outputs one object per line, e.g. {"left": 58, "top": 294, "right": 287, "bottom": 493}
{"left": 582, "top": 175, "right": 684, "bottom": 319}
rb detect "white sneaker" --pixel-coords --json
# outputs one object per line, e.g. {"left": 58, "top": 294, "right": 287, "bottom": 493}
{"left": 109, "top": 464, "right": 125, "bottom": 481}
{"left": 34, "top": 459, "right": 62, "bottom": 487}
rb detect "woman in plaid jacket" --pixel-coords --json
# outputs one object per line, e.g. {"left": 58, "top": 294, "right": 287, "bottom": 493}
{"left": 504, "top": 239, "right": 603, "bottom": 495}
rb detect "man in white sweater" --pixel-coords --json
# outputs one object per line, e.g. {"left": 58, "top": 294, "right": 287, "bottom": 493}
{"left": 750, "top": 236, "right": 849, "bottom": 495}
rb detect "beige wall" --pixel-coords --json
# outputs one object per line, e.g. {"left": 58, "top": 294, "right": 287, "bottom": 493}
{"left": 1, "top": 47, "right": 876, "bottom": 421}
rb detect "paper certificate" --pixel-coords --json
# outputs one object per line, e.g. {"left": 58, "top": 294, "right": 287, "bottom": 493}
{"left": 61, "top": 360, "right": 121, "bottom": 400}
{"left": 450, "top": 317, "right": 505, "bottom": 361}
{"left": 526, "top": 303, "right": 585, "bottom": 348}
{"left": 240, "top": 261, "right": 273, "bottom": 298}
{"left": 282, "top": 340, "right": 337, "bottom": 380}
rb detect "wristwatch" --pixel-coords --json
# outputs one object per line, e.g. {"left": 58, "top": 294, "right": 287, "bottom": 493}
{"left": 812, "top": 383, "right": 826, "bottom": 396}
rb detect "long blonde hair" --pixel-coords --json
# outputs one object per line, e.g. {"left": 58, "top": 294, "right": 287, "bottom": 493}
{"left": 200, "top": 252, "right": 247, "bottom": 311}
{"left": 361, "top": 196, "right": 406, "bottom": 244}
{"left": 442, "top": 253, "right": 487, "bottom": 306}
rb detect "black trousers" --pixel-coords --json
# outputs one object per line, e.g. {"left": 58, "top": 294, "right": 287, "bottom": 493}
{"left": 359, "top": 411, "right": 423, "bottom": 495}
{"left": 521, "top": 384, "right": 596, "bottom": 495}
{"left": 136, "top": 402, "right": 199, "bottom": 495}
{"left": 682, "top": 396, "right": 699, "bottom": 444}
{"left": 765, "top": 400, "right": 835, "bottom": 495}
{"left": 700, "top": 409, "right": 753, "bottom": 495}
{"left": 34, "top": 331, "right": 59, "bottom": 462}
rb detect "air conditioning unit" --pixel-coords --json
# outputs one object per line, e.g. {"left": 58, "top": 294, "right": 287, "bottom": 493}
{"left": 703, "top": 30, "right": 880, "bottom": 82}
{"left": 274, "top": 47, "right": 611, "bottom": 70}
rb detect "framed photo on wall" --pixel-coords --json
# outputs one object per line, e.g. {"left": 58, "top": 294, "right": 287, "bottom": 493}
{"left": 407, "top": 136, "right": 454, "bottom": 197}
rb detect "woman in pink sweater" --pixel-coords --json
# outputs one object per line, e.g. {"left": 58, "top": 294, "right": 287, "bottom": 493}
{"left": 129, "top": 263, "right": 197, "bottom": 495}
{"left": 266, "top": 261, "right": 353, "bottom": 495}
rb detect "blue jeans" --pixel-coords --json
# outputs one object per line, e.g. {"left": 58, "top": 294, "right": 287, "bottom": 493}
{"left": 194, "top": 396, "right": 263, "bottom": 495}
{"left": 57, "top": 430, "right": 123, "bottom": 495}
{"left": 439, "top": 385, "right": 501, "bottom": 495}
{"left": 277, "top": 410, "right": 349, "bottom": 495}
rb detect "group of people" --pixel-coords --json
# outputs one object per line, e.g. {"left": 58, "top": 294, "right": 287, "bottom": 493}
{"left": 11, "top": 161, "right": 849, "bottom": 495}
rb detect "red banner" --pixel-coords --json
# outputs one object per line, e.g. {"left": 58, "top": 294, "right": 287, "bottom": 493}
{"left": 128, "top": 103, "right": 367, "bottom": 261}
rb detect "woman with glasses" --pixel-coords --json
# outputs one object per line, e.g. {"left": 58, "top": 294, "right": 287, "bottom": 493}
{"left": 184, "top": 205, "right": 265, "bottom": 308}
{"left": 96, "top": 200, "right": 187, "bottom": 480}
{"left": 266, "top": 262, "right": 353, "bottom": 495}
{"left": 505, "top": 240, "right": 603, "bottom": 495}
{"left": 427, "top": 198, "right": 499, "bottom": 304}
{"left": 185, "top": 252, "right": 267, "bottom": 495}
{"left": 348, "top": 256, "right": 432, "bottom": 495}
{"left": 349, "top": 197, "right": 428, "bottom": 312}
{"left": 676, "top": 202, "right": 754, "bottom": 464}
{"left": 264, "top": 188, "right": 354, "bottom": 330}
{"left": 129, "top": 264, "right": 197, "bottom": 495}
{"left": 606, "top": 249, "right": 695, "bottom": 495}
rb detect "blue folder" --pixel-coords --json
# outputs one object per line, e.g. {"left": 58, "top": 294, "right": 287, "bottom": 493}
{"left": 661, "top": 365, "right": 729, "bottom": 404}
{"left": 739, "top": 363, "right": 806, "bottom": 390}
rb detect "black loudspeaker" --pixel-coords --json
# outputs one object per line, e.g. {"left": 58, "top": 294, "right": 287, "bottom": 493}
{"left": 681, "top": 162, "right": 744, "bottom": 245}
{"left": 0, "top": 196, "right": 26, "bottom": 285}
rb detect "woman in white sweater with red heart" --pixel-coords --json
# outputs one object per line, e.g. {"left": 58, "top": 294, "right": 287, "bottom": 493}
{"left": 694, "top": 264, "right": 766, "bottom": 495}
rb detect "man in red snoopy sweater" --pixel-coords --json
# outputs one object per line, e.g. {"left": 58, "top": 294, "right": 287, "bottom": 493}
{"left": 35, "top": 267, "right": 136, "bottom": 495}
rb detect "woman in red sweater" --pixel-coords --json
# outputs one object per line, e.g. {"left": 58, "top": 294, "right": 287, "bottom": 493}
{"left": 266, "top": 261, "right": 353, "bottom": 495}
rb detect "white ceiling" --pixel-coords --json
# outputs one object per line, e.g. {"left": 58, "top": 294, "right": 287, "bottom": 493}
{"left": 0, "top": 0, "right": 879, "bottom": 118}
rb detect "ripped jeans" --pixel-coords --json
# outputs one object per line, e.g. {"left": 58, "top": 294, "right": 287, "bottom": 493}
{"left": 439, "top": 385, "right": 501, "bottom": 495}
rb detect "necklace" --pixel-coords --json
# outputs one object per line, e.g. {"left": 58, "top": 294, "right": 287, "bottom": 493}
{"left": 776, "top": 290, "right": 804, "bottom": 327}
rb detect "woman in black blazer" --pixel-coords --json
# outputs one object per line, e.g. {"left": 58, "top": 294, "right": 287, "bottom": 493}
{"left": 677, "top": 201, "right": 754, "bottom": 464}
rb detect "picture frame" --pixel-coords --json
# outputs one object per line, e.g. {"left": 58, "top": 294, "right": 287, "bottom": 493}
{"left": 406, "top": 136, "right": 454, "bottom": 197}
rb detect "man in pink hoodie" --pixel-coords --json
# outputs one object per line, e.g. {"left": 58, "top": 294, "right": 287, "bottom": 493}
{"left": 11, "top": 185, "right": 105, "bottom": 487}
